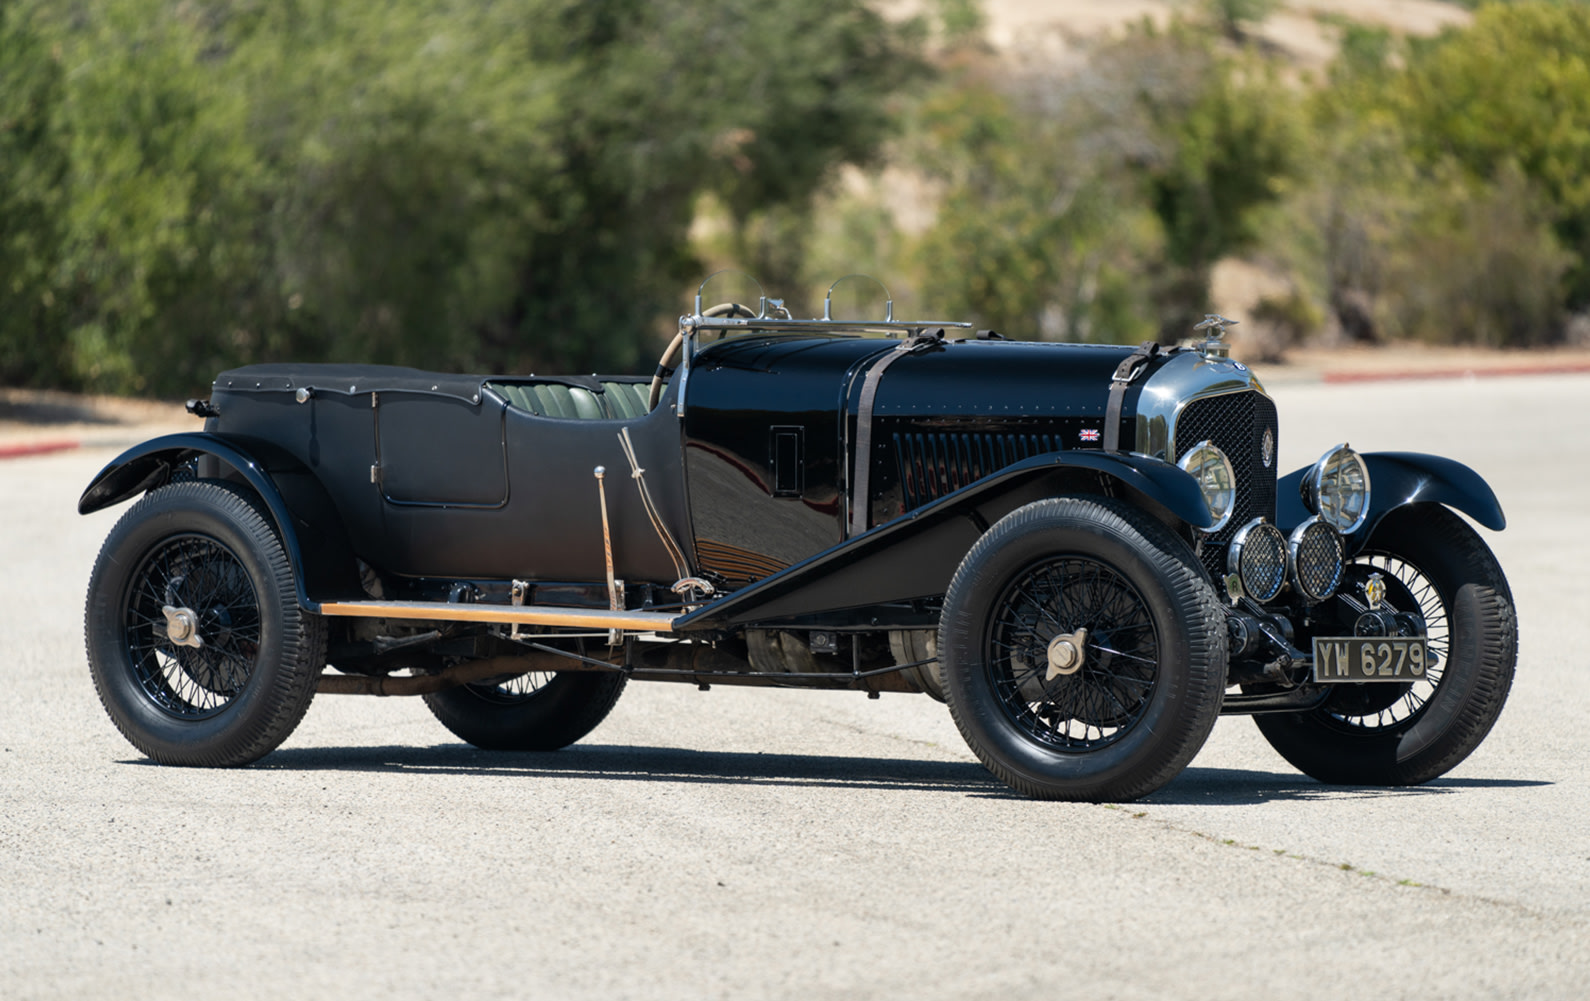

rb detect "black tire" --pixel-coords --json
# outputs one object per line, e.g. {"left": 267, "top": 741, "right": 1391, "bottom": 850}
{"left": 1255, "top": 504, "right": 1516, "bottom": 785}
{"left": 423, "top": 670, "right": 626, "bottom": 751}
{"left": 85, "top": 480, "right": 326, "bottom": 766}
{"left": 939, "top": 496, "right": 1228, "bottom": 801}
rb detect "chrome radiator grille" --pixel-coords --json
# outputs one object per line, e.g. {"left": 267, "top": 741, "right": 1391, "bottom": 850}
{"left": 1172, "top": 391, "right": 1279, "bottom": 581}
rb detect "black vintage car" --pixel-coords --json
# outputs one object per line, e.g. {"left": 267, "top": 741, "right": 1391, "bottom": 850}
{"left": 79, "top": 275, "right": 1516, "bottom": 801}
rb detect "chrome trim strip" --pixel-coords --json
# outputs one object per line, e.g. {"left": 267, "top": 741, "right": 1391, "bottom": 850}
{"left": 317, "top": 600, "right": 679, "bottom": 632}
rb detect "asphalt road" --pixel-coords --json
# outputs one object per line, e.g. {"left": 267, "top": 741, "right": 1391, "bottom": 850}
{"left": 3, "top": 372, "right": 1587, "bottom": 1000}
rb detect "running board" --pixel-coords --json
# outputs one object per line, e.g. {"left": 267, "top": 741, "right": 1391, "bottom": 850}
{"left": 315, "top": 600, "right": 679, "bottom": 632}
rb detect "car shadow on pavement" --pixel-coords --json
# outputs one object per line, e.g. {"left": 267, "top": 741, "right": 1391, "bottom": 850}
{"left": 1144, "top": 765, "right": 1552, "bottom": 806}
{"left": 139, "top": 746, "right": 1551, "bottom": 803}
{"left": 248, "top": 742, "right": 1015, "bottom": 796}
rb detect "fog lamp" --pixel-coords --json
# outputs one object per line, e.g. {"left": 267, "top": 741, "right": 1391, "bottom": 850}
{"left": 1289, "top": 516, "right": 1345, "bottom": 603}
{"left": 1227, "top": 518, "right": 1287, "bottom": 603}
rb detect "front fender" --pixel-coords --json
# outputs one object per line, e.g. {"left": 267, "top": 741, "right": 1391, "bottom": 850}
{"left": 79, "top": 432, "right": 362, "bottom": 608}
{"left": 1277, "top": 451, "right": 1505, "bottom": 552}
{"left": 677, "top": 450, "right": 1211, "bottom": 631}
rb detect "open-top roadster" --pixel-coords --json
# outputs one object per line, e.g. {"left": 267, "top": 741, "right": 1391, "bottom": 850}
{"left": 80, "top": 274, "right": 1516, "bottom": 800}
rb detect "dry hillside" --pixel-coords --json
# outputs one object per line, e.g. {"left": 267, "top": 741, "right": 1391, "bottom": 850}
{"left": 934, "top": 0, "right": 1470, "bottom": 59}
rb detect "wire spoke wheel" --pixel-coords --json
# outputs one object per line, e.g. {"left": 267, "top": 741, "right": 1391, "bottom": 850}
{"left": 940, "top": 496, "right": 1227, "bottom": 802}
{"left": 125, "top": 535, "right": 262, "bottom": 718}
{"left": 1254, "top": 504, "right": 1516, "bottom": 786}
{"left": 1320, "top": 553, "right": 1449, "bottom": 731}
{"left": 85, "top": 480, "right": 325, "bottom": 767}
{"left": 464, "top": 671, "right": 557, "bottom": 704}
{"left": 423, "top": 642, "right": 625, "bottom": 751}
{"left": 987, "top": 556, "right": 1160, "bottom": 751}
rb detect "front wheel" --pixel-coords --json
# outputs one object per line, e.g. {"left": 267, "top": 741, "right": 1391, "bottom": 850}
{"left": 1255, "top": 504, "right": 1516, "bottom": 785}
{"left": 939, "top": 496, "right": 1229, "bottom": 801}
{"left": 85, "top": 480, "right": 326, "bottom": 766}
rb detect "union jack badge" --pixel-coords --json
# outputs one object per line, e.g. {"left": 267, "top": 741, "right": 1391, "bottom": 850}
{"left": 1079, "top": 428, "right": 1101, "bottom": 443}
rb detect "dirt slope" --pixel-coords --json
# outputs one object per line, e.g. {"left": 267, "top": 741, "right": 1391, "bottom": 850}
{"left": 911, "top": 1, "right": 1470, "bottom": 64}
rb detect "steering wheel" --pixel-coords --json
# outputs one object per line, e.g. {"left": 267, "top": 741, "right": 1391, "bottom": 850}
{"left": 647, "top": 302, "right": 757, "bottom": 411}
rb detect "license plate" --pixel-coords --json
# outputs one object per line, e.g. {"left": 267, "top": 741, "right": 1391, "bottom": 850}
{"left": 1311, "top": 636, "right": 1430, "bottom": 683}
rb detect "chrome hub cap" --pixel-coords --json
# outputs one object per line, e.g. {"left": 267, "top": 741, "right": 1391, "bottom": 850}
{"left": 1045, "top": 628, "right": 1088, "bottom": 681}
{"left": 161, "top": 605, "right": 205, "bottom": 649}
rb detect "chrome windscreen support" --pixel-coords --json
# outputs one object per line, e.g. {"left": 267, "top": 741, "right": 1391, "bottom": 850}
{"left": 594, "top": 466, "right": 623, "bottom": 644}
{"left": 824, "top": 274, "right": 893, "bottom": 323}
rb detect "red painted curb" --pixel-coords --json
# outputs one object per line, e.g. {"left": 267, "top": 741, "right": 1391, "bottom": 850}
{"left": 0, "top": 439, "right": 80, "bottom": 460}
{"left": 1322, "top": 361, "right": 1590, "bottom": 384}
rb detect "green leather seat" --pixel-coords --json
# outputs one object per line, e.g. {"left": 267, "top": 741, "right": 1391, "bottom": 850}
{"left": 600, "top": 381, "right": 653, "bottom": 420}
{"left": 487, "top": 379, "right": 653, "bottom": 420}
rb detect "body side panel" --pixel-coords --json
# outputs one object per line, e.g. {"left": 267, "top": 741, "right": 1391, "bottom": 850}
{"left": 676, "top": 450, "right": 1211, "bottom": 631}
{"left": 79, "top": 432, "right": 363, "bottom": 606}
{"left": 206, "top": 367, "right": 693, "bottom": 584}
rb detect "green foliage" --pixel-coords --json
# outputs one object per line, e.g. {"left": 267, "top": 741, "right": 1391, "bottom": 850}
{"left": 1392, "top": 2, "right": 1590, "bottom": 304}
{"left": 8, "top": 0, "right": 1590, "bottom": 393}
{"left": 2, "top": 0, "right": 919, "bottom": 396}
{"left": 0, "top": 1, "right": 69, "bottom": 385}
{"left": 906, "top": 74, "right": 1161, "bottom": 342}
{"left": 1255, "top": 0, "right": 1585, "bottom": 347}
{"left": 1378, "top": 164, "right": 1570, "bottom": 346}
{"left": 1202, "top": 0, "right": 1282, "bottom": 41}
{"left": 46, "top": 0, "right": 270, "bottom": 393}
{"left": 902, "top": 16, "right": 1297, "bottom": 342}
{"left": 1110, "top": 22, "right": 1299, "bottom": 335}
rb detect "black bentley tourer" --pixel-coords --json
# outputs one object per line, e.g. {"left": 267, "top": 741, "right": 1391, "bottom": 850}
{"left": 79, "top": 274, "right": 1516, "bottom": 800}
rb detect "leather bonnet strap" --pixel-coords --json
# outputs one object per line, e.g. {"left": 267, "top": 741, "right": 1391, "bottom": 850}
{"left": 1104, "top": 340, "right": 1162, "bottom": 453}
{"left": 849, "top": 332, "right": 940, "bottom": 538}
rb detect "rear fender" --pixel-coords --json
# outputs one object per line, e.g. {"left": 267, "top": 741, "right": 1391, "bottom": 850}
{"left": 79, "top": 432, "right": 362, "bottom": 608}
{"left": 1276, "top": 450, "right": 1504, "bottom": 555}
{"left": 677, "top": 451, "right": 1211, "bottom": 631}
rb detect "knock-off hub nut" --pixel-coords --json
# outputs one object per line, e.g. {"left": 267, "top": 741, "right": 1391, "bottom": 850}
{"left": 1045, "top": 628, "right": 1088, "bottom": 681}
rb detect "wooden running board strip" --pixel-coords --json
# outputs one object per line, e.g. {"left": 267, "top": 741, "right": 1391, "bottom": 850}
{"left": 316, "top": 600, "right": 678, "bottom": 632}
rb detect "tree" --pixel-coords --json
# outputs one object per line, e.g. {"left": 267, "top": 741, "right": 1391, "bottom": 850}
{"left": 1109, "top": 22, "right": 1299, "bottom": 337}
{"left": 1391, "top": 2, "right": 1590, "bottom": 307}
{"left": 6, "top": 0, "right": 922, "bottom": 395}
{"left": 0, "top": 0, "right": 69, "bottom": 385}
{"left": 1257, "top": 4, "right": 1581, "bottom": 347}
{"left": 904, "top": 16, "right": 1297, "bottom": 342}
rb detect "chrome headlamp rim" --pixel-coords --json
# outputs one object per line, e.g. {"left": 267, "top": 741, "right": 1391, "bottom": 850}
{"left": 1227, "top": 517, "right": 1287, "bottom": 603}
{"left": 1300, "top": 443, "right": 1372, "bottom": 535}
{"left": 1287, "top": 515, "right": 1345, "bottom": 604}
{"left": 1177, "top": 439, "right": 1237, "bottom": 534}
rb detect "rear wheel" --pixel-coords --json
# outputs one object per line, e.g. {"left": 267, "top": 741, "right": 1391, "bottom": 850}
{"left": 939, "top": 497, "right": 1228, "bottom": 801}
{"left": 85, "top": 480, "right": 325, "bottom": 766}
{"left": 1255, "top": 505, "right": 1516, "bottom": 785}
{"left": 423, "top": 669, "right": 626, "bottom": 751}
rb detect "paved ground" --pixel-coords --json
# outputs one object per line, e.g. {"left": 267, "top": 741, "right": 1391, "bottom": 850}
{"left": 3, "top": 372, "right": 1587, "bottom": 1000}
